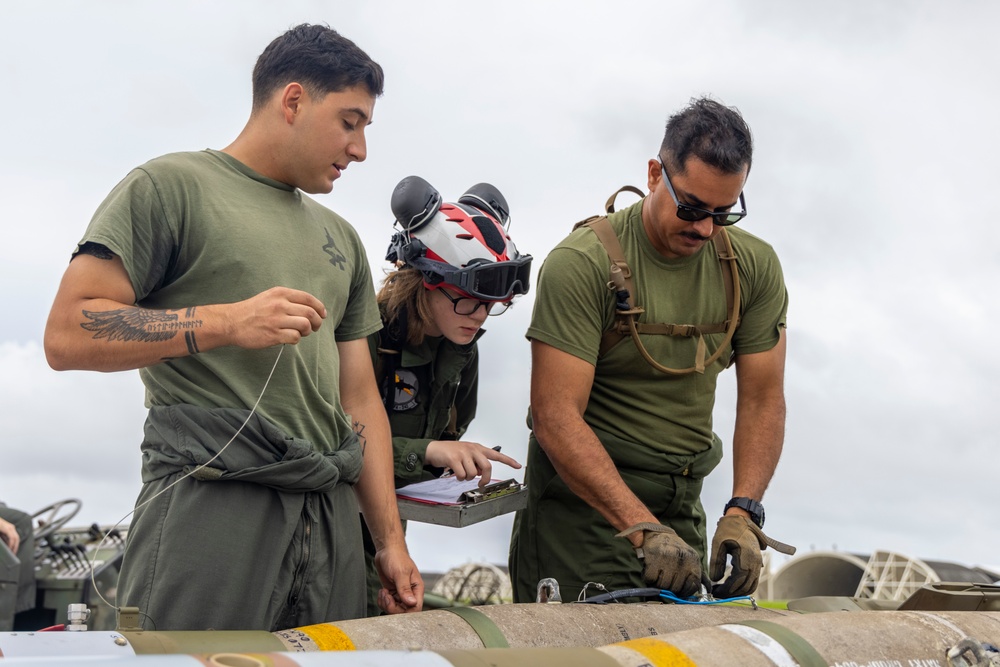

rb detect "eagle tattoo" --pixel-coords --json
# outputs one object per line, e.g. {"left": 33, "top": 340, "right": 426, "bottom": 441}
{"left": 81, "top": 308, "right": 187, "bottom": 343}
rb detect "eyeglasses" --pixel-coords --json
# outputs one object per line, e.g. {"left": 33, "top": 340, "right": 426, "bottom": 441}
{"left": 658, "top": 158, "right": 747, "bottom": 226}
{"left": 437, "top": 288, "right": 512, "bottom": 316}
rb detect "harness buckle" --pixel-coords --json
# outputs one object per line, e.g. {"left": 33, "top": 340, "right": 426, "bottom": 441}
{"left": 670, "top": 324, "right": 698, "bottom": 337}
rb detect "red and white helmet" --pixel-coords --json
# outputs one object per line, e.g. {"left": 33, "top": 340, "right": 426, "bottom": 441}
{"left": 387, "top": 176, "right": 532, "bottom": 300}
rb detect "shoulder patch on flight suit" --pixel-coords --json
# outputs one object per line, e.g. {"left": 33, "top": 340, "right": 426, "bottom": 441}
{"left": 393, "top": 369, "right": 419, "bottom": 411}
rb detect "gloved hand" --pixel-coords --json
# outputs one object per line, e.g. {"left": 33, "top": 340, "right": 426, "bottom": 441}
{"left": 617, "top": 522, "right": 701, "bottom": 598}
{"left": 709, "top": 515, "right": 796, "bottom": 598}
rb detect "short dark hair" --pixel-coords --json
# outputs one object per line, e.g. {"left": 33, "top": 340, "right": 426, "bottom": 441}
{"left": 660, "top": 97, "right": 753, "bottom": 176}
{"left": 251, "top": 24, "right": 384, "bottom": 112}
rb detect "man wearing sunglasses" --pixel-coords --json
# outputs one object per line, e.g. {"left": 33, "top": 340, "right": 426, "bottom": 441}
{"left": 511, "top": 97, "right": 790, "bottom": 603}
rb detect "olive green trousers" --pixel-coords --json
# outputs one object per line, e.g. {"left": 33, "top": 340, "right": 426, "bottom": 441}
{"left": 509, "top": 428, "right": 721, "bottom": 603}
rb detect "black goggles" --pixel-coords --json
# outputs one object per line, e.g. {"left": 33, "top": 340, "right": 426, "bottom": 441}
{"left": 659, "top": 159, "right": 747, "bottom": 226}
{"left": 412, "top": 254, "right": 532, "bottom": 300}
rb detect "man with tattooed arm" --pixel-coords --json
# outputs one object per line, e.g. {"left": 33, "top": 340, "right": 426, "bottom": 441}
{"left": 43, "top": 24, "right": 422, "bottom": 630}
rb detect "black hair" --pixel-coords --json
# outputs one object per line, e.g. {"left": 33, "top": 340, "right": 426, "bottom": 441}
{"left": 660, "top": 97, "right": 753, "bottom": 176}
{"left": 251, "top": 23, "right": 384, "bottom": 112}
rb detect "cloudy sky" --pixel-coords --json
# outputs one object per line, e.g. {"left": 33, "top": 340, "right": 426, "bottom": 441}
{"left": 2, "top": 0, "right": 998, "bottom": 583}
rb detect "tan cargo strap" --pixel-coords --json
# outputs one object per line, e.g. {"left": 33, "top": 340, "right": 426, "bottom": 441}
{"left": 579, "top": 187, "right": 741, "bottom": 375}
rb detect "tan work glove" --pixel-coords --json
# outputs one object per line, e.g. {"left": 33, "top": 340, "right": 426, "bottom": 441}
{"left": 709, "top": 515, "right": 796, "bottom": 598}
{"left": 617, "top": 522, "right": 701, "bottom": 598}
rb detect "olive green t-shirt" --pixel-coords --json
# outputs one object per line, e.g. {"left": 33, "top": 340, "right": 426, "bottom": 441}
{"left": 79, "top": 150, "right": 381, "bottom": 452}
{"left": 527, "top": 198, "right": 787, "bottom": 457}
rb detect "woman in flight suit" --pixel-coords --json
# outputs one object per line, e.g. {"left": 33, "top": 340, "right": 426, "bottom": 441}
{"left": 361, "top": 177, "right": 532, "bottom": 615}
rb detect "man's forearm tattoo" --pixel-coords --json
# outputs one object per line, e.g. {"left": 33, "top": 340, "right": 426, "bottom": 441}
{"left": 81, "top": 307, "right": 203, "bottom": 354}
{"left": 183, "top": 308, "right": 200, "bottom": 354}
{"left": 353, "top": 420, "right": 367, "bottom": 454}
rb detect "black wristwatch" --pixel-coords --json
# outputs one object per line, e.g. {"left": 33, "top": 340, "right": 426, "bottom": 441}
{"left": 725, "top": 497, "right": 765, "bottom": 528}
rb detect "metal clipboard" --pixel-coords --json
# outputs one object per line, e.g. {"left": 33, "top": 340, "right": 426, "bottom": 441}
{"left": 396, "top": 479, "right": 528, "bottom": 527}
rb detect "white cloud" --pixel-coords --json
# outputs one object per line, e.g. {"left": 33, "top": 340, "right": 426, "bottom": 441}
{"left": 0, "top": 342, "right": 146, "bottom": 524}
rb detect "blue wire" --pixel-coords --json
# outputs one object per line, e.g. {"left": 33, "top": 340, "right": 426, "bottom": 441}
{"left": 658, "top": 590, "right": 754, "bottom": 605}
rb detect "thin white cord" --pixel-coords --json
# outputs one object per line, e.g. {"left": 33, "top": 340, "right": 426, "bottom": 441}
{"left": 87, "top": 344, "right": 286, "bottom": 615}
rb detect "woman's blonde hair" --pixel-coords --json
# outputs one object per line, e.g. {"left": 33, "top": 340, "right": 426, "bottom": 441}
{"left": 376, "top": 267, "right": 435, "bottom": 346}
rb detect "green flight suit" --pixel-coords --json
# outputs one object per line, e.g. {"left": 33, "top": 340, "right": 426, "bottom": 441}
{"left": 361, "top": 324, "right": 482, "bottom": 615}
{"left": 121, "top": 405, "right": 365, "bottom": 631}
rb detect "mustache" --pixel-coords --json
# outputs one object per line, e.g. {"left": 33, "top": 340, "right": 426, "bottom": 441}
{"left": 680, "top": 231, "right": 709, "bottom": 242}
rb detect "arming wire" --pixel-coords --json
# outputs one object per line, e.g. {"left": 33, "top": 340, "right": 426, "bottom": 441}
{"left": 85, "top": 344, "right": 286, "bottom": 619}
{"left": 659, "top": 589, "right": 758, "bottom": 608}
{"left": 575, "top": 583, "right": 758, "bottom": 608}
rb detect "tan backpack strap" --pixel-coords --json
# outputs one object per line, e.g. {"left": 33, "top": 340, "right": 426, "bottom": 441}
{"left": 630, "top": 322, "right": 727, "bottom": 336}
{"left": 623, "top": 228, "right": 741, "bottom": 374}
{"left": 584, "top": 217, "right": 635, "bottom": 307}
{"left": 580, "top": 216, "right": 645, "bottom": 358}
{"left": 605, "top": 233, "right": 737, "bottom": 340}
{"left": 579, "top": 191, "right": 742, "bottom": 373}
{"left": 713, "top": 230, "right": 738, "bottom": 330}
{"left": 572, "top": 214, "right": 604, "bottom": 232}
{"left": 713, "top": 228, "right": 741, "bottom": 368}
{"left": 622, "top": 228, "right": 741, "bottom": 375}
{"left": 604, "top": 185, "right": 645, "bottom": 214}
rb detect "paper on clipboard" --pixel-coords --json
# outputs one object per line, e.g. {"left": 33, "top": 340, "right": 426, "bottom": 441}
{"left": 395, "top": 477, "right": 493, "bottom": 505}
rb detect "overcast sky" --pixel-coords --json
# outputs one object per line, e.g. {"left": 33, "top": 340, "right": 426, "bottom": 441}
{"left": 2, "top": 1, "right": 998, "bottom": 583}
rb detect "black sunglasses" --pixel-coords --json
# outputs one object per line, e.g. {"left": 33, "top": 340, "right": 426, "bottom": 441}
{"left": 658, "top": 159, "right": 747, "bottom": 226}
{"left": 437, "top": 288, "right": 512, "bottom": 317}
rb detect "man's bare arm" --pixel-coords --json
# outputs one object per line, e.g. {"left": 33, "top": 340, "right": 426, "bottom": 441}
{"left": 338, "top": 337, "right": 423, "bottom": 613}
{"left": 44, "top": 250, "right": 327, "bottom": 372}
{"left": 726, "top": 329, "right": 787, "bottom": 518}
{"left": 530, "top": 340, "right": 658, "bottom": 547}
